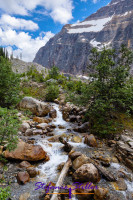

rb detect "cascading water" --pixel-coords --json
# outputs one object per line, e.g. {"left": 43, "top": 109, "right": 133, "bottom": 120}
{"left": 36, "top": 103, "right": 133, "bottom": 200}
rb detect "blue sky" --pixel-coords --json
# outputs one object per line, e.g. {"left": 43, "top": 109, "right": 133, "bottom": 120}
{"left": 0, "top": 0, "right": 111, "bottom": 62}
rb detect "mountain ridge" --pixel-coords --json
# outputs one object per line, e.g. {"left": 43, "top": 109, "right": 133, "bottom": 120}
{"left": 34, "top": 0, "right": 133, "bottom": 75}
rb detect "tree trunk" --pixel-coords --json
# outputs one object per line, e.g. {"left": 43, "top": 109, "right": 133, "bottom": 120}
{"left": 51, "top": 158, "right": 72, "bottom": 200}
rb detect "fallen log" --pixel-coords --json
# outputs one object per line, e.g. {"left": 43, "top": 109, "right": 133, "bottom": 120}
{"left": 59, "top": 137, "right": 73, "bottom": 152}
{"left": 51, "top": 158, "right": 72, "bottom": 200}
{"left": 58, "top": 139, "right": 116, "bottom": 182}
{"left": 87, "top": 158, "right": 117, "bottom": 182}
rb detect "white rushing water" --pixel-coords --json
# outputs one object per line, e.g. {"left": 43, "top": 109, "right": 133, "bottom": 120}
{"left": 37, "top": 140, "right": 68, "bottom": 182}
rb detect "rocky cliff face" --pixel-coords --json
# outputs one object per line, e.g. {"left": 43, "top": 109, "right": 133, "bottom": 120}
{"left": 34, "top": 0, "right": 133, "bottom": 75}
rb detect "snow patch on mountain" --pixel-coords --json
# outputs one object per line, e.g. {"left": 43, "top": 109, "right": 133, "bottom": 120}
{"left": 68, "top": 16, "right": 113, "bottom": 34}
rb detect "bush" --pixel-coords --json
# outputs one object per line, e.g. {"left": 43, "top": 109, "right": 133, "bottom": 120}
{"left": 0, "top": 187, "right": 10, "bottom": 200}
{"left": 45, "top": 84, "right": 59, "bottom": 102}
{"left": 22, "top": 66, "right": 45, "bottom": 83}
{"left": 0, "top": 107, "right": 20, "bottom": 151}
{"left": 0, "top": 57, "right": 20, "bottom": 107}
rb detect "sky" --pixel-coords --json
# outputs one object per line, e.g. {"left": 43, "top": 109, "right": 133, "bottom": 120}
{"left": 0, "top": 0, "right": 111, "bottom": 62}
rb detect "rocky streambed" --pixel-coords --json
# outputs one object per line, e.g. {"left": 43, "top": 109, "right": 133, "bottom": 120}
{"left": 0, "top": 97, "right": 133, "bottom": 200}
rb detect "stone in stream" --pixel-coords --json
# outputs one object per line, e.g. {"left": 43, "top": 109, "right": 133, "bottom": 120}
{"left": 75, "top": 182, "right": 95, "bottom": 200}
{"left": 19, "top": 161, "right": 32, "bottom": 169}
{"left": 36, "top": 123, "right": 48, "bottom": 129}
{"left": 111, "top": 178, "right": 127, "bottom": 191}
{"left": 24, "top": 129, "right": 33, "bottom": 136}
{"left": 26, "top": 167, "right": 38, "bottom": 178}
{"left": 73, "top": 163, "right": 100, "bottom": 183}
{"left": 71, "top": 136, "right": 82, "bottom": 143}
{"left": 3, "top": 140, "right": 49, "bottom": 161}
{"left": 94, "top": 187, "right": 109, "bottom": 200}
{"left": 73, "top": 122, "right": 89, "bottom": 133}
{"left": 84, "top": 134, "right": 98, "bottom": 147}
{"left": 49, "top": 109, "right": 57, "bottom": 118}
{"left": 19, "top": 97, "right": 50, "bottom": 117}
{"left": 33, "top": 117, "right": 49, "bottom": 124}
{"left": 19, "top": 122, "right": 30, "bottom": 133}
{"left": 72, "top": 154, "right": 89, "bottom": 170}
{"left": 17, "top": 171, "right": 30, "bottom": 184}
{"left": 69, "top": 151, "right": 82, "bottom": 161}
{"left": 33, "top": 129, "right": 43, "bottom": 135}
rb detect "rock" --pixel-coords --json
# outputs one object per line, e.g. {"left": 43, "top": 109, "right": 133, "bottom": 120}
{"left": 69, "top": 115, "right": 77, "bottom": 122}
{"left": 19, "top": 161, "right": 32, "bottom": 169}
{"left": 111, "top": 178, "right": 127, "bottom": 191}
{"left": 94, "top": 187, "right": 109, "bottom": 200}
{"left": 115, "top": 136, "right": 133, "bottom": 171}
{"left": 69, "top": 151, "right": 82, "bottom": 161}
{"left": 57, "top": 162, "right": 65, "bottom": 171}
{"left": 0, "top": 146, "right": 3, "bottom": 156}
{"left": 4, "top": 140, "right": 49, "bottom": 161}
{"left": 71, "top": 136, "right": 82, "bottom": 143}
{"left": 19, "top": 193, "right": 30, "bottom": 200}
{"left": 48, "top": 135, "right": 60, "bottom": 142}
{"left": 20, "top": 122, "right": 30, "bottom": 133}
{"left": 33, "top": 129, "right": 43, "bottom": 135}
{"left": 50, "top": 124, "right": 56, "bottom": 128}
{"left": 73, "top": 163, "right": 100, "bottom": 183}
{"left": 26, "top": 167, "right": 37, "bottom": 178}
{"left": 58, "top": 125, "right": 65, "bottom": 129}
{"left": 46, "top": 132, "right": 54, "bottom": 136}
{"left": 19, "top": 97, "right": 50, "bottom": 116}
{"left": 74, "top": 122, "right": 89, "bottom": 133}
{"left": 17, "top": 171, "right": 30, "bottom": 184}
{"left": 36, "top": 123, "right": 48, "bottom": 130}
{"left": 25, "top": 129, "right": 33, "bottom": 136}
{"left": 72, "top": 154, "right": 89, "bottom": 170}
{"left": 49, "top": 109, "right": 57, "bottom": 118}
{"left": 75, "top": 182, "right": 95, "bottom": 200}
{"left": 84, "top": 134, "right": 97, "bottom": 147}
{"left": 54, "top": 99, "right": 59, "bottom": 104}
{"left": 33, "top": 117, "right": 49, "bottom": 124}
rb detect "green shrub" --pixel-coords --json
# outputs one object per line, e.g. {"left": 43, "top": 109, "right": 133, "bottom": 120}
{"left": 0, "top": 108, "right": 20, "bottom": 151}
{"left": 0, "top": 57, "right": 20, "bottom": 107}
{"left": 26, "top": 66, "right": 45, "bottom": 82}
{"left": 0, "top": 187, "right": 10, "bottom": 200}
{"left": 45, "top": 84, "right": 59, "bottom": 102}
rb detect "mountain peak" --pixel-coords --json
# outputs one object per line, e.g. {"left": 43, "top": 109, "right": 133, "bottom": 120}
{"left": 34, "top": 0, "right": 133, "bottom": 75}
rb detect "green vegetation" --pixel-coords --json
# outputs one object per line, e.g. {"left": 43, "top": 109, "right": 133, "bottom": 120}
{"left": 20, "top": 66, "right": 45, "bottom": 83}
{"left": 0, "top": 57, "right": 20, "bottom": 108}
{"left": 45, "top": 84, "right": 59, "bottom": 102}
{"left": 67, "top": 45, "right": 133, "bottom": 137}
{"left": 0, "top": 107, "right": 20, "bottom": 151}
{"left": 0, "top": 187, "right": 11, "bottom": 200}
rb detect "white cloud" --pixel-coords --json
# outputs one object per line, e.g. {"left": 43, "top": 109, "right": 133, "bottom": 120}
{"left": 93, "top": 0, "right": 98, "bottom": 3}
{"left": 0, "top": 0, "right": 73, "bottom": 24}
{"left": 0, "top": 14, "right": 39, "bottom": 31}
{"left": 0, "top": 28, "right": 54, "bottom": 61}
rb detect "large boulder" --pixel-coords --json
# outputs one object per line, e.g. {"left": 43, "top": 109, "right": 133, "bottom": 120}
{"left": 73, "top": 163, "right": 100, "bottom": 183}
{"left": 71, "top": 136, "right": 82, "bottom": 143}
{"left": 3, "top": 140, "right": 49, "bottom": 161}
{"left": 84, "top": 134, "right": 98, "bottom": 147}
{"left": 19, "top": 97, "right": 50, "bottom": 116}
{"left": 72, "top": 155, "right": 89, "bottom": 170}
